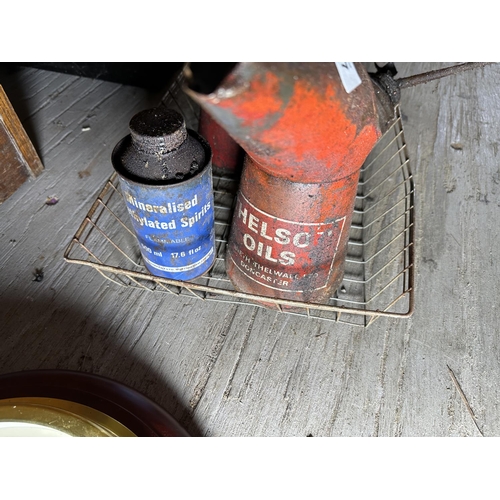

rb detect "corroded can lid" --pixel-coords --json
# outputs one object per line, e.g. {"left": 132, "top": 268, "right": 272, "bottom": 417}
{"left": 112, "top": 107, "right": 209, "bottom": 184}
{"left": 130, "top": 108, "right": 188, "bottom": 153}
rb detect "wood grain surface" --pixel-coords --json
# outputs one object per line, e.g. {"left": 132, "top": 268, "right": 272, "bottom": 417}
{"left": 0, "top": 85, "right": 44, "bottom": 202}
{"left": 0, "top": 63, "right": 498, "bottom": 436}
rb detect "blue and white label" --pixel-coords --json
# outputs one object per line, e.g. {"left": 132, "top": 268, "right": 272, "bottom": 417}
{"left": 118, "top": 163, "right": 215, "bottom": 281}
{"left": 335, "top": 62, "right": 362, "bottom": 93}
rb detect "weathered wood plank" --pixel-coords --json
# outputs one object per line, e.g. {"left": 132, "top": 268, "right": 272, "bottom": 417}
{"left": 0, "top": 85, "right": 44, "bottom": 202}
{"left": 385, "top": 62, "right": 500, "bottom": 437}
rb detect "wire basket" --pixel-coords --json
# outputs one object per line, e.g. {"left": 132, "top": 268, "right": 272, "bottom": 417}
{"left": 64, "top": 72, "right": 415, "bottom": 328}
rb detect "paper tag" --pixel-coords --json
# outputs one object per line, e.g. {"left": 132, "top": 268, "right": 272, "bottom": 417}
{"left": 335, "top": 62, "right": 362, "bottom": 93}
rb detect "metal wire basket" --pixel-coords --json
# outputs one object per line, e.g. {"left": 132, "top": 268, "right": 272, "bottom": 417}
{"left": 64, "top": 72, "right": 415, "bottom": 328}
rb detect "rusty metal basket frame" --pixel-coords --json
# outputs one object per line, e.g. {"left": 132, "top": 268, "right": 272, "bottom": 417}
{"left": 64, "top": 64, "right": 415, "bottom": 328}
{"left": 64, "top": 98, "right": 414, "bottom": 328}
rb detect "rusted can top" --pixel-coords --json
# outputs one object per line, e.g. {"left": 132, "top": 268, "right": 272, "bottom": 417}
{"left": 114, "top": 107, "right": 207, "bottom": 184}
{"left": 184, "top": 63, "right": 382, "bottom": 184}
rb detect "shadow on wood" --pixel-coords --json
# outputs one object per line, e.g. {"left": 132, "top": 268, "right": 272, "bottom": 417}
{"left": 0, "top": 292, "right": 202, "bottom": 437}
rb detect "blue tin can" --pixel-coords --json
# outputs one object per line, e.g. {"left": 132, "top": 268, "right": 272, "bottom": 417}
{"left": 112, "top": 108, "right": 215, "bottom": 281}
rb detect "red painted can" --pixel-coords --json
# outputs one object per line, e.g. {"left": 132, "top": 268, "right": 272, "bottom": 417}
{"left": 198, "top": 109, "right": 244, "bottom": 176}
{"left": 185, "top": 63, "right": 382, "bottom": 305}
{"left": 229, "top": 159, "right": 360, "bottom": 305}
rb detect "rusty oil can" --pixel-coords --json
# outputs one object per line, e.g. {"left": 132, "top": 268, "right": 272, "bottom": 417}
{"left": 198, "top": 109, "right": 244, "bottom": 176}
{"left": 185, "top": 63, "right": 382, "bottom": 305}
{"left": 112, "top": 107, "right": 215, "bottom": 281}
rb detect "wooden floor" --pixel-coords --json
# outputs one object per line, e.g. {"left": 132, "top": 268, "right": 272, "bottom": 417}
{"left": 1, "top": 62, "right": 499, "bottom": 437}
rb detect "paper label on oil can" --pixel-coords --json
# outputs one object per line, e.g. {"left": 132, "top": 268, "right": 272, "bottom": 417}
{"left": 229, "top": 194, "right": 346, "bottom": 292}
{"left": 119, "top": 176, "right": 215, "bottom": 280}
{"left": 335, "top": 62, "right": 362, "bottom": 93}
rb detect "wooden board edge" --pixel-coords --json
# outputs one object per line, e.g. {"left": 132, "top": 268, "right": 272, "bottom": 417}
{"left": 0, "top": 84, "right": 44, "bottom": 177}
